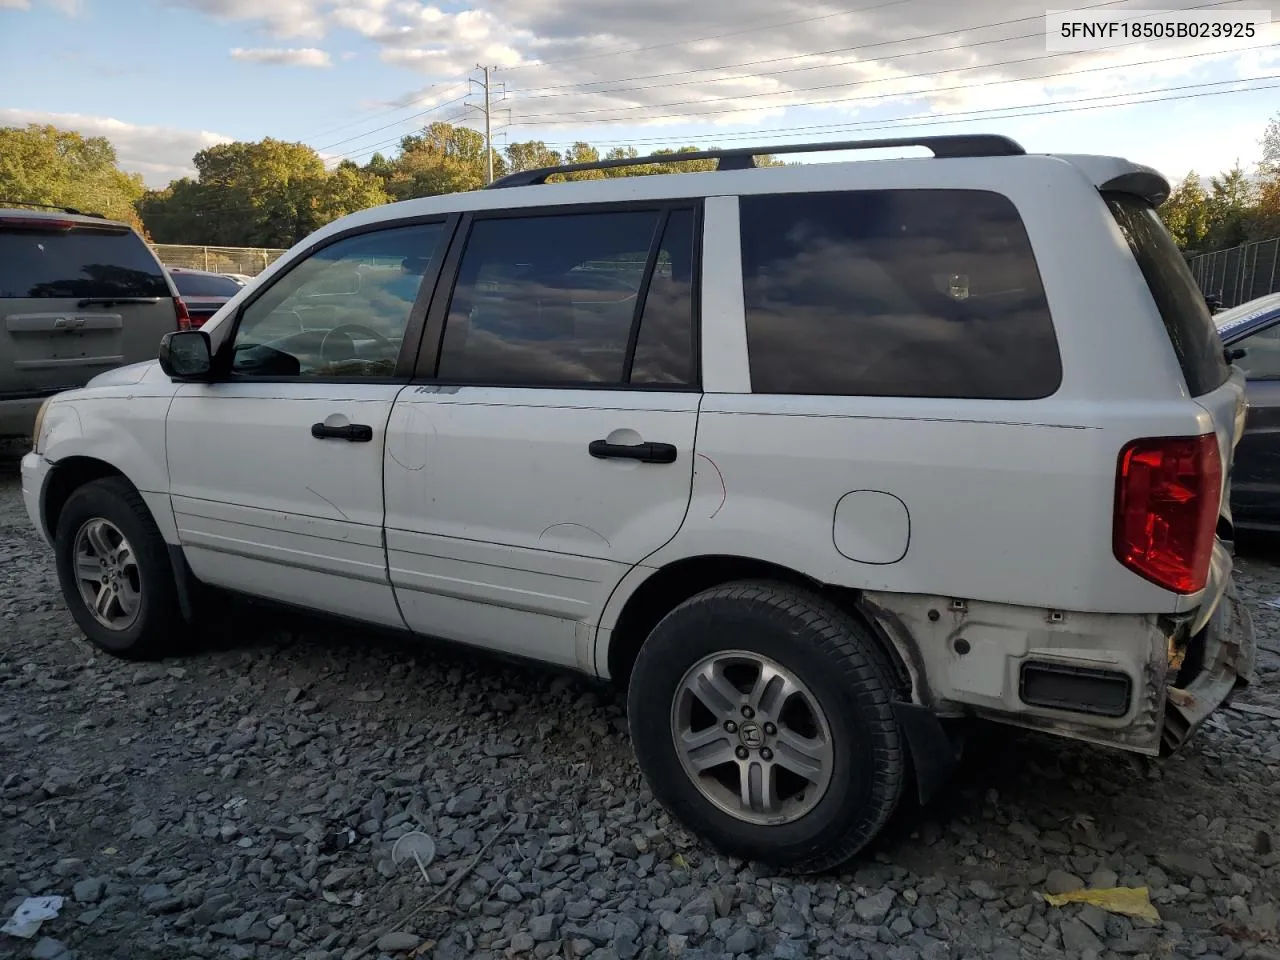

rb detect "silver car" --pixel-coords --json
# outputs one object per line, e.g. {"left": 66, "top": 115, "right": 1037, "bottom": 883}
{"left": 0, "top": 204, "right": 183, "bottom": 445}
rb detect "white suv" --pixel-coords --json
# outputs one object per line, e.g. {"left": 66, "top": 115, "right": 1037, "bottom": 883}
{"left": 21, "top": 136, "right": 1256, "bottom": 873}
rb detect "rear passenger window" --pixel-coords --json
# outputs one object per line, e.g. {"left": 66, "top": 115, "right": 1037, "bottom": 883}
{"left": 739, "top": 190, "right": 1061, "bottom": 399}
{"left": 436, "top": 208, "right": 697, "bottom": 387}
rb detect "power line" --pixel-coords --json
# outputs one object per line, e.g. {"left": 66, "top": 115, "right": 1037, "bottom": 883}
{"left": 501, "top": 0, "right": 1138, "bottom": 94}
{"left": 291, "top": 72, "right": 473, "bottom": 144}
{"left": 501, "top": 0, "right": 1243, "bottom": 102}
{"left": 313, "top": 90, "right": 471, "bottom": 153}
{"left": 506, "top": 68, "right": 1280, "bottom": 128}
{"left": 528, "top": 76, "right": 1280, "bottom": 149}
{"left": 505, "top": 39, "right": 1276, "bottom": 124}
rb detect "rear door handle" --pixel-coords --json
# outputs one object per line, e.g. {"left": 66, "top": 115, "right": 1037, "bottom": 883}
{"left": 588, "top": 439, "right": 678, "bottom": 464}
{"left": 311, "top": 422, "right": 373, "bottom": 442}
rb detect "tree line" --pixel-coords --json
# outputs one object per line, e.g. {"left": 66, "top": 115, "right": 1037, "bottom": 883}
{"left": 1159, "top": 114, "right": 1279, "bottom": 253}
{"left": 1, "top": 115, "right": 1276, "bottom": 253}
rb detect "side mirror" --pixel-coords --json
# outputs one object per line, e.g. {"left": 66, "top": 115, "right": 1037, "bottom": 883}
{"left": 158, "top": 330, "right": 213, "bottom": 380}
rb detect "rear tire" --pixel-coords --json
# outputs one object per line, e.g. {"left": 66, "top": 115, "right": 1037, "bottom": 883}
{"left": 53, "top": 477, "right": 183, "bottom": 660}
{"left": 627, "top": 580, "right": 905, "bottom": 873}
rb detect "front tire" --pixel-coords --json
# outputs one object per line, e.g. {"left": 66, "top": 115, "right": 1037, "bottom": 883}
{"left": 53, "top": 476, "right": 183, "bottom": 660}
{"left": 627, "top": 580, "right": 905, "bottom": 873}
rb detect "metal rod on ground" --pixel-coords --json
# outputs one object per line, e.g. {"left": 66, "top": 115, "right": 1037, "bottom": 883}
{"left": 348, "top": 815, "right": 516, "bottom": 960}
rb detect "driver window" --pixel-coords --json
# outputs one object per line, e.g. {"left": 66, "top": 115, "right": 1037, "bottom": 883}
{"left": 231, "top": 222, "right": 443, "bottom": 378}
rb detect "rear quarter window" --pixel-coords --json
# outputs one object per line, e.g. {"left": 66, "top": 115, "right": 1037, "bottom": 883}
{"left": 739, "top": 189, "right": 1061, "bottom": 399}
{"left": 0, "top": 226, "right": 169, "bottom": 299}
{"left": 170, "top": 272, "right": 242, "bottom": 298}
{"left": 1105, "top": 193, "right": 1229, "bottom": 396}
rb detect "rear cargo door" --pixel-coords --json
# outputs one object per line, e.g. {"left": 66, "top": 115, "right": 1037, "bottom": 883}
{"left": 0, "top": 217, "right": 177, "bottom": 399}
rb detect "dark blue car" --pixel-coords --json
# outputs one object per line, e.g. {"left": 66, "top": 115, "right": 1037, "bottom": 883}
{"left": 1216, "top": 292, "right": 1280, "bottom": 532}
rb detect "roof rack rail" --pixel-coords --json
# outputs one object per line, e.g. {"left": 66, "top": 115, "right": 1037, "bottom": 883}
{"left": 486, "top": 134, "right": 1025, "bottom": 189}
{"left": 0, "top": 198, "right": 106, "bottom": 218}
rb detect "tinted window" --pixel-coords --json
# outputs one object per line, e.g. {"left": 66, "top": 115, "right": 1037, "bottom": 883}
{"left": 171, "top": 271, "right": 242, "bottom": 298}
{"left": 630, "top": 209, "right": 697, "bottom": 385}
{"left": 1106, "top": 194, "right": 1230, "bottom": 396}
{"left": 1235, "top": 322, "right": 1280, "bottom": 380}
{"left": 0, "top": 226, "right": 169, "bottom": 299}
{"left": 438, "top": 210, "right": 673, "bottom": 385}
{"left": 231, "top": 223, "right": 442, "bottom": 378}
{"left": 740, "top": 190, "right": 1060, "bottom": 398}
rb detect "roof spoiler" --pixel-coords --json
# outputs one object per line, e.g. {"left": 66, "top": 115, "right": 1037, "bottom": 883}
{"left": 1098, "top": 171, "right": 1170, "bottom": 207}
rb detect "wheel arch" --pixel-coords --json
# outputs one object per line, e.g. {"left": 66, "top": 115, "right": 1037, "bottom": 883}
{"left": 41, "top": 456, "right": 131, "bottom": 542}
{"left": 600, "top": 554, "right": 915, "bottom": 698}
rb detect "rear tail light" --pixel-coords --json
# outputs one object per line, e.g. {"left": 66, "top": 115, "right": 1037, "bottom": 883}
{"left": 175, "top": 298, "right": 194, "bottom": 331}
{"left": 1113, "top": 434, "right": 1222, "bottom": 594}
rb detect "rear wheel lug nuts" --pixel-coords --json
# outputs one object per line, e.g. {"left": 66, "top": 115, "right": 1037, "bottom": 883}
{"left": 735, "top": 746, "right": 749, "bottom": 760}
{"left": 741, "top": 706, "right": 754, "bottom": 719}
{"left": 763, "top": 722, "right": 777, "bottom": 735}
{"left": 760, "top": 748, "right": 773, "bottom": 761}
{"left": 724, "top": 720, "right": 737, "bottom": 733}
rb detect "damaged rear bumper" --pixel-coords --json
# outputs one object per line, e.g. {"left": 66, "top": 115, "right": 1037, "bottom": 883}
{"left": 1161, "top": 577, "right": 1256, "bottom": 753}
{"left": 861, "top": 578, "right": 1256, "bottom": 758}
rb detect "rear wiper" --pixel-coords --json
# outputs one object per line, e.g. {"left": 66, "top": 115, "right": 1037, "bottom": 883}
{"left": 76, "top": 296, "right": 162, "bottom": 308}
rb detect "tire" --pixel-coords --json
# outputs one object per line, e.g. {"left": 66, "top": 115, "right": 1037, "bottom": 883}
{"left": 627, "top": 580, "right": 905, "bottom": 873}
{"left": 53, "top": 476, "right": 183, "bottom": 660}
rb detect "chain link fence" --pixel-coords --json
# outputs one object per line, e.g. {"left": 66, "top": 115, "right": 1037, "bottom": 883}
{"left": 149, "top": 244, "right": 288, "bottom": 277}
{"left": 1187, "top": 237, "right": 1280, "bottom": 309}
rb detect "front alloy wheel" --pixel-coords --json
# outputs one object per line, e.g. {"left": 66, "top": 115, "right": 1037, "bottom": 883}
{"left": 72, "top": 518, "right": 142, "bottom": 630}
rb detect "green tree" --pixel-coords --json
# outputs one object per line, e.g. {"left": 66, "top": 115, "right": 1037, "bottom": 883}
{"left": 384, "top": 123, "right": 505, "bottom": 200}
{"left": 504, "top": 140, "right": 562, "bottom": 173}
{"left": 1204, "top": 164, "right": 1257, "bottom": 250}
{"left": 1160, "top": 171, "right": 1211, "bottom": 250}
{"left": 0, "top": 123, "right": 146, "bottom": 227}
{"left": 316, "top": 163, "right": 391, "bottom": 223}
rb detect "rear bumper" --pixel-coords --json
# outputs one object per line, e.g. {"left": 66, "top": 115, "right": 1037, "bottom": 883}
{"left": 862, "top": 579, "right": 1255, "bottom": 757}
{"left": 1161, "top": 576, "right": 1255, "bottom": 752}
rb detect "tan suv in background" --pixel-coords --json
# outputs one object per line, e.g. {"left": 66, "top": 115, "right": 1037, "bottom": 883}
{"left": 0, "top": 203, "right": 185, "bottom": 449}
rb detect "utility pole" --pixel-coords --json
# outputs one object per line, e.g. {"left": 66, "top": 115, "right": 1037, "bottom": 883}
{"left": 471, "top": 64, "right": 496, "bottom": 185}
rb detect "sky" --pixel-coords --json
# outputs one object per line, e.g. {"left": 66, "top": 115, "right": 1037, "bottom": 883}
{"left": 1, "top": 0, "right": 1278, "bottom": 189}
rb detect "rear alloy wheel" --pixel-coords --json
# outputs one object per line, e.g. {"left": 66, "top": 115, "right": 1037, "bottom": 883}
{"left": 54, "top": 476, "right": 183, "bottom": 660}
{"left": 672, "top": 650, "right": 834, "bottom": 825}
{"left": 627, "top": 580, "right": 905, "bottom": 873}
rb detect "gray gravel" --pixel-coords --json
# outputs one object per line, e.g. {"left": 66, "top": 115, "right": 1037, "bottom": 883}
{"left": 2, "top": 463, "right": 1279, "bottom": 960}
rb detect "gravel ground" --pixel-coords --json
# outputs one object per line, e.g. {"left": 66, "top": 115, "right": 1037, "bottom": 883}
{"left": 2, "top": 464, "right": 1280, "bottom": 960}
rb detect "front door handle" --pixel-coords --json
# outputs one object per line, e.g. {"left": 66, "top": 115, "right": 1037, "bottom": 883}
{"left": 311, "top": 422, "right": 373, "bottom": 442}
{"left": 588, "top": 439, "right": 678, "bottom": 464}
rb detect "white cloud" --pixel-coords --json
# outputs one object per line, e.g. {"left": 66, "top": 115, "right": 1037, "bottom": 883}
{"left": 162, "top": 0, "right": 327, "bottom": 39}
{"left": 160, "top": 0, "right": 1279, "bottom": 150}
{"left": 0, "top": 0, "right": 32, "bottom": 9}
{"left": 0, "top": 108, "right": 233, "bottom": 187}
{"left": 229, "top": 46, "right": 333, "bottom": 67}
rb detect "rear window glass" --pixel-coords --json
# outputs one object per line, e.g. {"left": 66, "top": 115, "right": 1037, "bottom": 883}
{"left": 1105, "top": 193, "right": 1229, "bottom": 396}
{"left": 0, "top": 227, "right": 169, "bottom": 299}
{"left": 170, "top": 271, "right": 241, "bottom": 298}
{"left": 740, "top": 189, "right": 1061, "bottom": 398}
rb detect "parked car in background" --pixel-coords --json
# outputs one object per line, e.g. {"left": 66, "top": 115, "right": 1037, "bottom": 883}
{"left": 166, "top": 267, "right": 244, "bottom": 328}
{"left": 1216, "top": 292, "right": 1280, "bottom": 532}
{"left": 21, "top": 136, "right": 1255, "bottom": 872}
{"left": 222, "top": 273, "right": 252, "bottom": 286}
{"left": 1, "top": 203, "right": 185, "bottom": 446}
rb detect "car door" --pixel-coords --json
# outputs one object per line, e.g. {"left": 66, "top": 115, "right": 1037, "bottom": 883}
{"left": 166, "top": 217, "right": 453, "bottom": 626}
{"left": 383, "top": 204, "right": 702, "bottom": 670}
{"left": 1227, "top": 313, "right": 1280, "bottom": 529}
